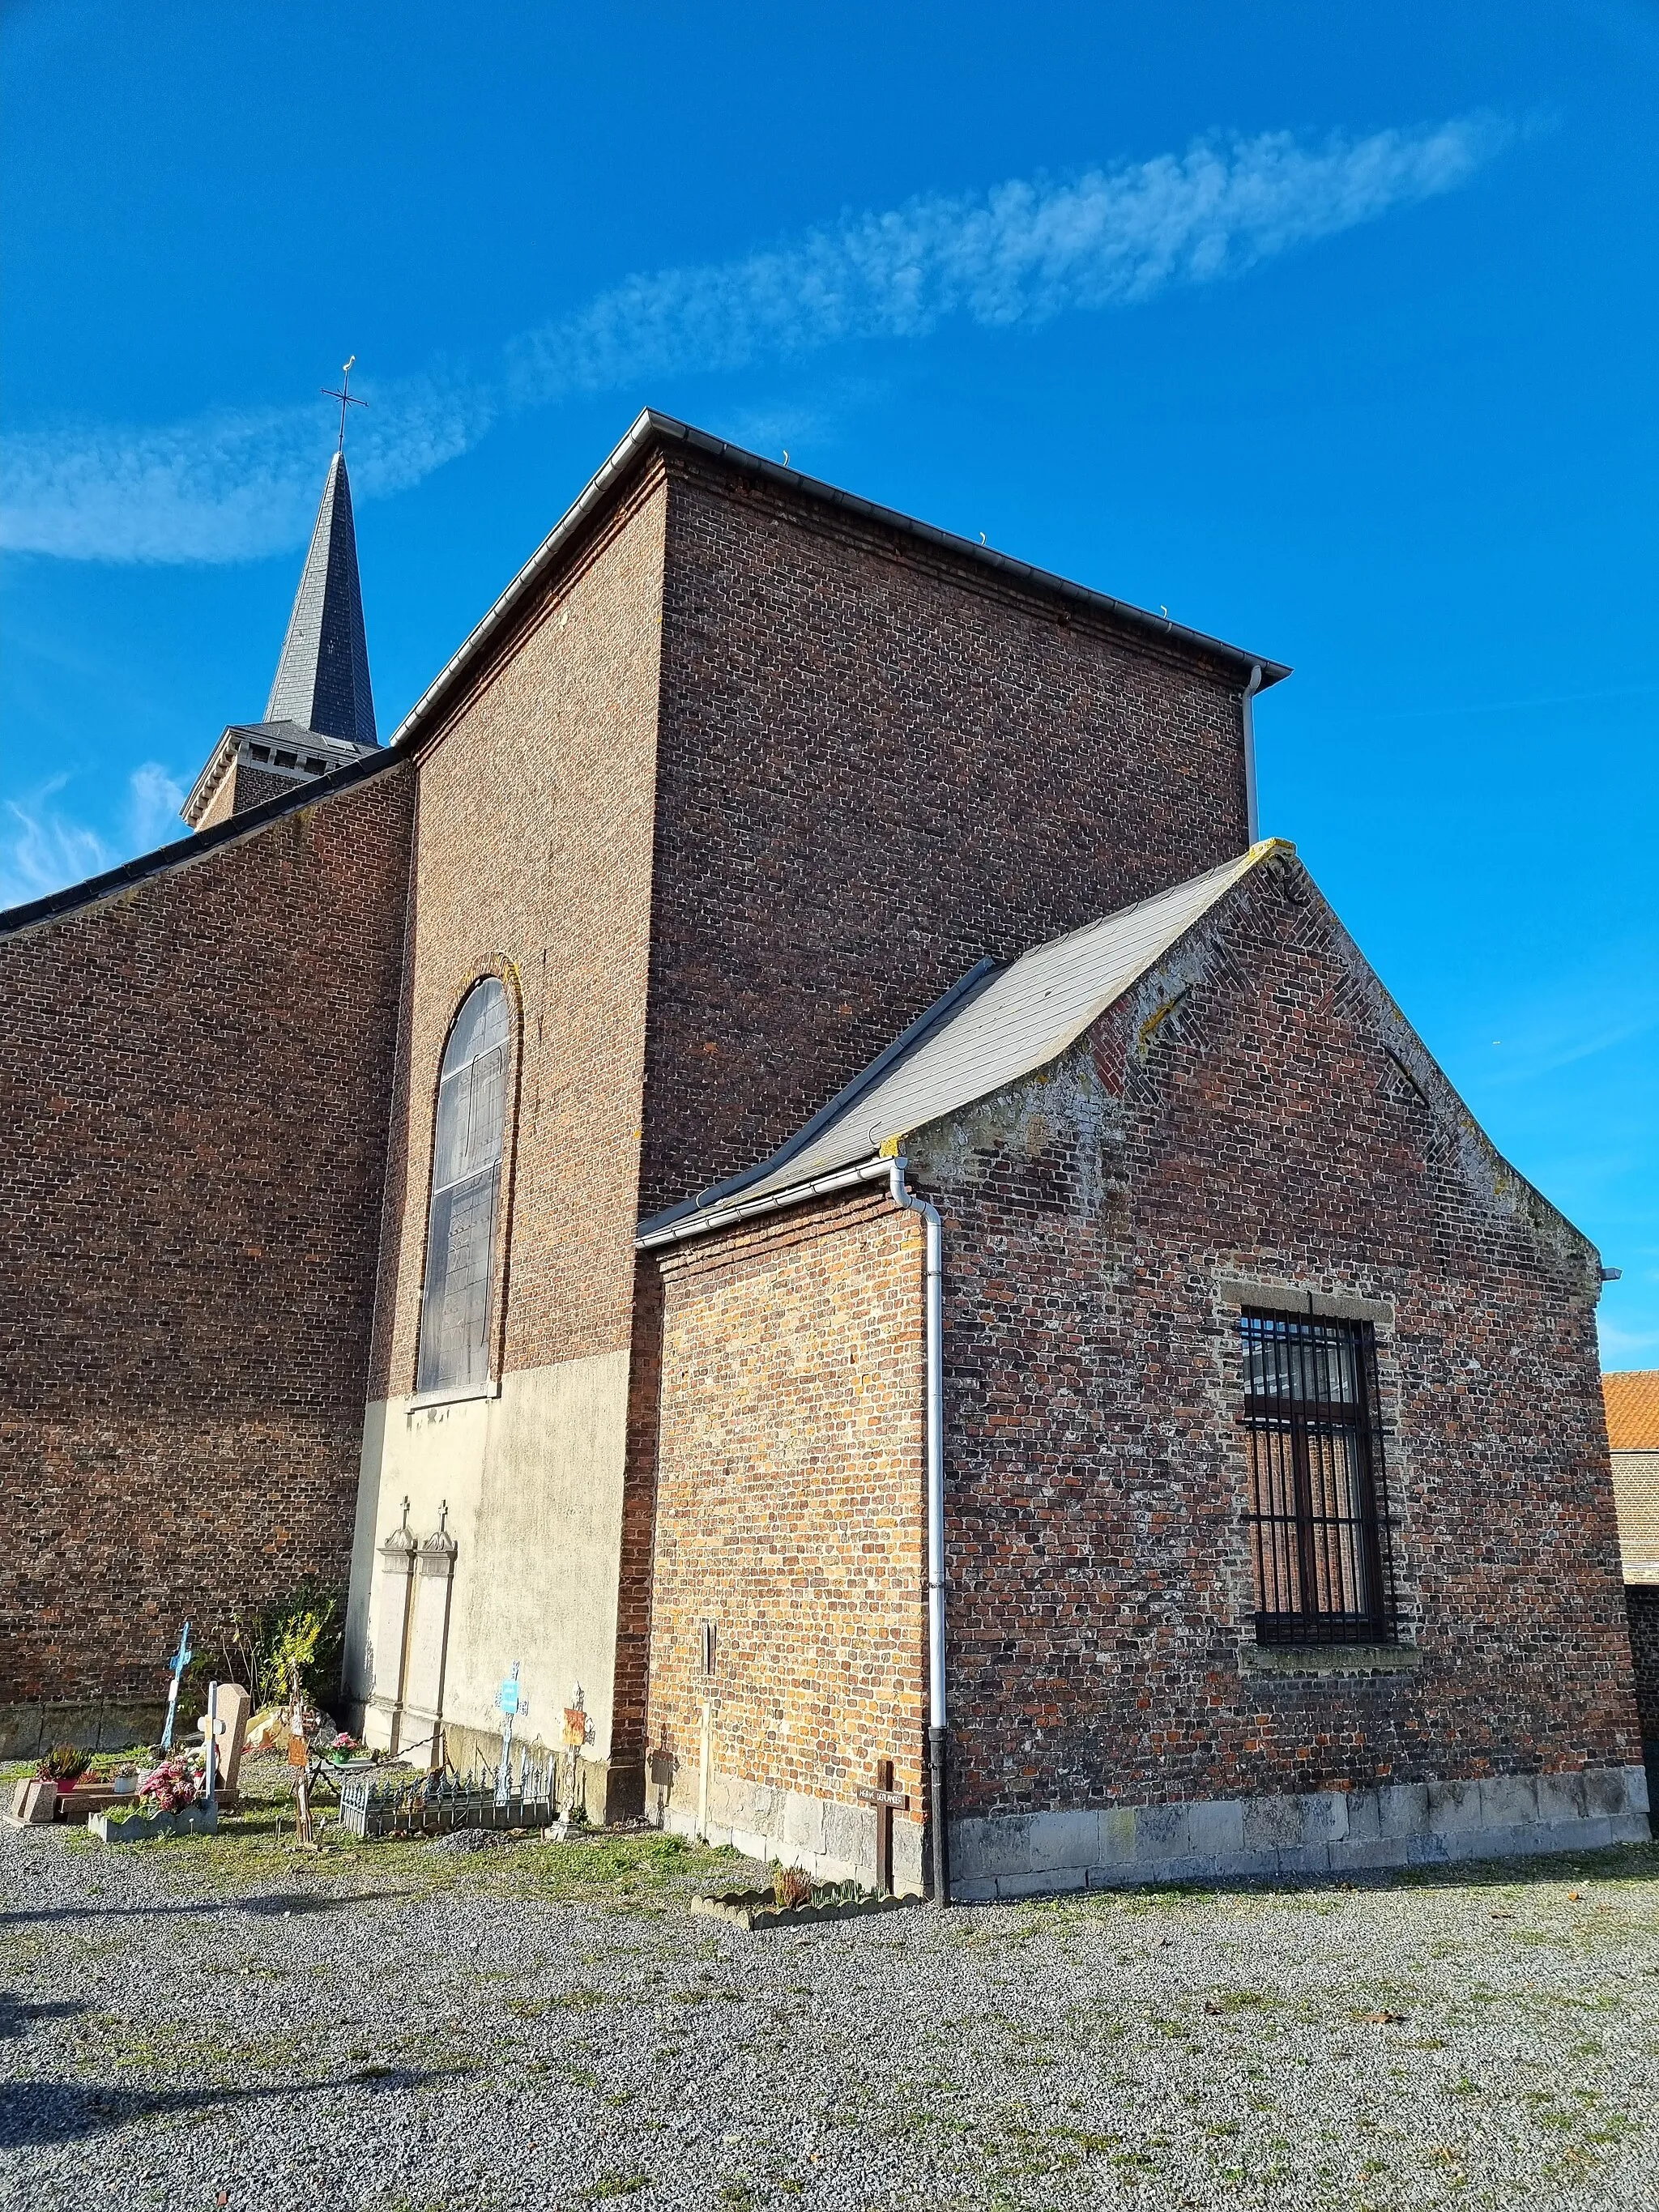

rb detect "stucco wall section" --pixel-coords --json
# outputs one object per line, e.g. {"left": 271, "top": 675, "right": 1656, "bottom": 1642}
{"left": 647, "top": 1191, "right": 928, "bottom": 1849}
{"left": 348, "top": 1351, "right": 632, "bottom": 1761}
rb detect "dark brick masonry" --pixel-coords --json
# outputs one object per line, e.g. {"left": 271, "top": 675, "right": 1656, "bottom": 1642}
{"left": 1627, "top": 1586, "right": 1659, "bottom": 1775}
{"left": 642, "top": 454, "right": 1255, "bottom": 1218}
{"left": 0, "top": 768, "right": 413, "bottom": 1740}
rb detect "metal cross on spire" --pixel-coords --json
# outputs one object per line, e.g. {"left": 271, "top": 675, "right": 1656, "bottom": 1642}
{"left": 320, "top": 355, "right": 367, "bottom": 453}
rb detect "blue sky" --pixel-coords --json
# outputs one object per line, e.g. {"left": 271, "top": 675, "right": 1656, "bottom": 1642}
{"left": 3, "top": 2, "right": 1655, "bottom": 1365}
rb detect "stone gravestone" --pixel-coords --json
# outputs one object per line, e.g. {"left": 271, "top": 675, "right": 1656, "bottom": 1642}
{"left": 197, "top": 1682, "right": 251, "bottom": 1804}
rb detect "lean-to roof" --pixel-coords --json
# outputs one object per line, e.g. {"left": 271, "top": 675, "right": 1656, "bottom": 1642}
{"left": 639, "top": 841, "right": 1285, "bottom": 1238}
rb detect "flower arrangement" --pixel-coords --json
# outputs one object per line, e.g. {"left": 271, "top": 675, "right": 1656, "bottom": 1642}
{"left": 771, "top": 1864, "right": 814, "bottom": 1912}
{"left": 36, "top": 1744, "right": 88, "bottom": 1788}
{"left": 138, "top": 1756, "right": 198, "bottom": 1813}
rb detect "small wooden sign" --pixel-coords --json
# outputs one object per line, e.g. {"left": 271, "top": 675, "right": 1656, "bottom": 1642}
{"left": 287, "top": 1733, "right": 310, "bottom": 1770}
{"left": 562, "top": 1707, "right": 586, "bottom": 1750}
{"left": 855, "top": 1785, "right": 910, "bottom": 1809}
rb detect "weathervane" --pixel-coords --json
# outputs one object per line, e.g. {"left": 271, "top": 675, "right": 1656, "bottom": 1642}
{"left": 321, "top": 354, "right": 367, "bottom": 453}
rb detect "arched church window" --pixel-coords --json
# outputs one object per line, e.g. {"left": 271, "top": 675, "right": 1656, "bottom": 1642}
{"left": 417, "top": 977, "right": 510, "bottom": 1394}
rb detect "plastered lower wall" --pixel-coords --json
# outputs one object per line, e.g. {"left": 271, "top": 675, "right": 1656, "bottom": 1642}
{"left": 346, "top": 1350, "right": 632, "bottom": 1783}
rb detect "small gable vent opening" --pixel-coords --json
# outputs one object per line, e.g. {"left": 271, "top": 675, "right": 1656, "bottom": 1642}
{"left": 417, "top": 978, "right": 510, "bottom": 1396}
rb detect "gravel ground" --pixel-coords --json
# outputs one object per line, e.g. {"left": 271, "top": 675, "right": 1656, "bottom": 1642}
{"left": 2, "top": 1761, "right": 1657, "bottom": 2211}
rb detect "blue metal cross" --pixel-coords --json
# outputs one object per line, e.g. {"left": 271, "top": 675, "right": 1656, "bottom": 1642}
{"left": 160, "top": 1619, "right": 193, "bottom": 1751}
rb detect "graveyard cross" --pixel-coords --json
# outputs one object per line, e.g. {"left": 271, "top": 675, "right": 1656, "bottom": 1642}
{"left": 160, "top": 1620, "right": 193, "bottom": 1751}
{"left": 564, "top": 1683, "right": 586, "bottom": 1826}
{"left": 855, "top": 1759, "right": 911, "bottom": 1898}
{"left": 495, "top": 1662, "right": 522, "bottom": 1806}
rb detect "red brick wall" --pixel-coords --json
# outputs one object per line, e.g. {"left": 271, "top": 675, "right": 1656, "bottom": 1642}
{"left": 919, "top": 851, "right": 1639, "bottom": 1819}
{"left": 640, "top": 454, "right": 1254, "bottom": 1217}
{"left": 368, "top": 470, "right": 667, "bottom": 1396}
{"left": 0, "top": 768, "right": 414, "bottom": 1710}
{"left": 647, "top": 1191, "right": 928, "bottom": 1817}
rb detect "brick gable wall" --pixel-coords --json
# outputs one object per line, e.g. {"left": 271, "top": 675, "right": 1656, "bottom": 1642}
{"left": 911, "top": 852, "right": 1638, "bottom": 1822}
{"left": 640, "top": 456, "right": 1253, "bottom": 1219}
{"left": 0, "top": 768, "right": 414, "bottom": 1736}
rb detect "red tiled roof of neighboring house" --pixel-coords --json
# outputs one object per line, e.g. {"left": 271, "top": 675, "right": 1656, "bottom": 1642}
{"left": 1603, "top": 1370, "right": 1659, "bottom": 1451}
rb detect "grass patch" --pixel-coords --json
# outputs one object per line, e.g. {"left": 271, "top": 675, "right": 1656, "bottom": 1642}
{"left": 67, "top": 1762, "right": 744, "bottom": 1913}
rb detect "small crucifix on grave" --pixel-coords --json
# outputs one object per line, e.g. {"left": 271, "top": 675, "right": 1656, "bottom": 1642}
{"left": 160, "top": 1620, "right": 193, "bottom": 1752}
{"left": 495, "top": 1663, "right": 523, "bottom": 1807}
{"left": 563, "top": 1686, "right": 587, "bottom": 1823}
{"left": 288, "top": 1689, "right": 314, "bottom": 1846}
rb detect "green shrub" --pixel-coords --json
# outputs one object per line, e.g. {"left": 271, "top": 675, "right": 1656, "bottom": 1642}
{"left": 216, "top": 1583, "right": 347, "bottom": 1708}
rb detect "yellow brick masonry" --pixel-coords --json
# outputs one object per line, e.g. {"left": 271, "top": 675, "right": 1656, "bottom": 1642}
{"left": 648, "top": 1191, "right": 928, "bottom": 1824}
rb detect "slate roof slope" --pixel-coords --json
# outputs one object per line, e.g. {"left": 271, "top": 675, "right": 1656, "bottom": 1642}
{"left": 639, "top": 841, "right": 1285, "bottom": 1238}
{"left": 266, "top": 451, "right": 378, "bottom": 748}
{"left": 1605, "top": 1371, "right": 1659, "bottom": 1451}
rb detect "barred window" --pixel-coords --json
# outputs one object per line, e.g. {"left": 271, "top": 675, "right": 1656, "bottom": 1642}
{"left": 1239, "top": 1309, "right": 1394, "bottom": 1645}
{"left": 417, "top": 978, "right": 510, "bottom": 1395}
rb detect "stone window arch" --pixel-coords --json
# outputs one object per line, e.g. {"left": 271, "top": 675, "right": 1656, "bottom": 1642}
{"left": 417, "top": 977, "right": 510, "bottom": 1394}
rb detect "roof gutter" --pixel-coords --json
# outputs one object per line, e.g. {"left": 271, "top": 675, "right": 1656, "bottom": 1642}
{"left": 637, "top": 1144, "right": 953, "bottom": 1906}
{"left": 635, "top": 1153, "right": 896, "bottom": 1251}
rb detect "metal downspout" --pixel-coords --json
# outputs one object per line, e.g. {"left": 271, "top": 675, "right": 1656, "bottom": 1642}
{"left": 888, "top": 1156, "right": 949, "bottom": 1907}
{"left": 1242, "top": 661, "right": 1265, "bottom": 846}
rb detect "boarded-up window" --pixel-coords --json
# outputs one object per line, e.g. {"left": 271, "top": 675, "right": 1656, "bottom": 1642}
{"left": 417, "top": 978, "right": 509, "bottom": 1395}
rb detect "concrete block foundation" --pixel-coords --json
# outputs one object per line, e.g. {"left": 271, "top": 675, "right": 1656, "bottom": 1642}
{"left": 663, "top": 1767, "right": 926, "bottom": 1895}
{"left": 948, "top": 1766, "right": 1652, "bottom": 1901}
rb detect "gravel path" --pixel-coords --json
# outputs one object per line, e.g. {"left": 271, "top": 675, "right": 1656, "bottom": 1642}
{"left": 2, "top": 1767, "right": 1656, "bottom": 2210}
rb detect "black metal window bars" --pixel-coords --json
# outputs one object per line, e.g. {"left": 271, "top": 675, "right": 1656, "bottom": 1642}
{"left": 1239, "top": 1308, "right": 1397, "bottom": 1646}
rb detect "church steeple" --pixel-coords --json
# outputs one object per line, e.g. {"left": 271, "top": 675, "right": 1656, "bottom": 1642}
{"left": 263, "top": 450, "right": 378, "bottom": 748}
{"left": 181, "top": 445, "right": 382, "bottom": 833}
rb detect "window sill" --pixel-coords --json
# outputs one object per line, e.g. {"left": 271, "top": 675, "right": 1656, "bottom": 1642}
{"left": 405, "top": 1380, "right": 501, "bottom": 1417}
{"left": 1242, "top": 1642, "right": 1422, "bottom": 1678}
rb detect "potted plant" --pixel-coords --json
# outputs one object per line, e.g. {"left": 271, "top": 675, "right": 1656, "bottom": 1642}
{"left": 36, "top": 1744, "right": 88, "bottom": 1792}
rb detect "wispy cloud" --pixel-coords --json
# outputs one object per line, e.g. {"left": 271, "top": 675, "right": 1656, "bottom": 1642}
{"left": 126, "top": 761, "right": 187, "bottom": 850}
{"left": 1598, "top": 1309, "right": 1659, "bottom": 1367}
{"left": 0, "top": 762, "right": 189, "bottom": 909}
{"left": 1, "top": 116, "right": 1510, "bottom": 566}
{"left": 1, "top": 375, "right": 492, "bottom": 565}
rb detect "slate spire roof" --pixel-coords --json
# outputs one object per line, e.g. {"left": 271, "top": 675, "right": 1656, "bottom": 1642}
{"left": 264, "top": 451, "right": 378, "bottom": 747}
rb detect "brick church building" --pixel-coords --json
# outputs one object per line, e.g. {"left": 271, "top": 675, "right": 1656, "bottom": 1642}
{"left": 2, "top": 411, "right": 1647, "bottom": 1894}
